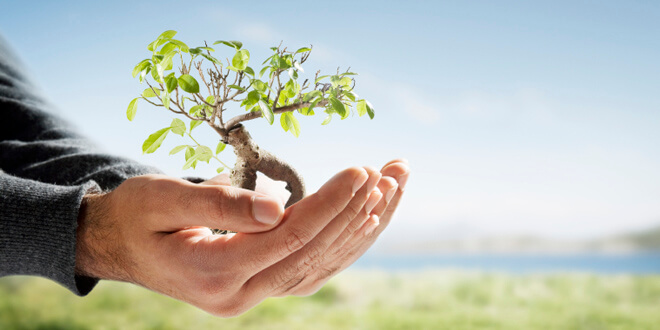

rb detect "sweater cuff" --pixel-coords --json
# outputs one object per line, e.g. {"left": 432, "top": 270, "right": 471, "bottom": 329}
{"left": 0, "top": 173, "right": 100, "bottom": 295}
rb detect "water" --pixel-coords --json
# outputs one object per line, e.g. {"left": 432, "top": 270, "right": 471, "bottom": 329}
{"left": 352, "top": 252, "right": 660, "bottom": 274}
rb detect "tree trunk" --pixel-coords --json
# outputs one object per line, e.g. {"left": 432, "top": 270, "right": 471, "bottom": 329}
{"left": 226, "top": 124, "right": 306, "bottom": 209}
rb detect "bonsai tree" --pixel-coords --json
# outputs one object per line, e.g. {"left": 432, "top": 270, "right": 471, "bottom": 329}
{"left": 126, "top": 30, "right": 374, "bottom": 210}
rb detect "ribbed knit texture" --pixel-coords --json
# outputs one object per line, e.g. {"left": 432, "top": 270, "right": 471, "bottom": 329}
{"left": 0, "top": 34, "right": 160, "bottom": 295}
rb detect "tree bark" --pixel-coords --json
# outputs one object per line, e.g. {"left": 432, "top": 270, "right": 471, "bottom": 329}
{"left": 226, "top": 124, "right": 306, "bottom": 208}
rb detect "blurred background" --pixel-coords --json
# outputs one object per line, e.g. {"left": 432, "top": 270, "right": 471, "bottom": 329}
{"left": 1, "top": 0, "right": 659, "bottom": 328}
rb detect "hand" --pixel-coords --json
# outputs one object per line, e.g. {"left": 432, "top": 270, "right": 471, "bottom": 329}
{"left": 266, "top": 159, "right": 410, "bottom": 296}
{"left": 75, "top": 165, "right": 384, "bottom": 317}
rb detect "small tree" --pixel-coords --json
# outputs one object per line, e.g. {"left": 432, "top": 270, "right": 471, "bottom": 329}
{"left": 127, "top": 30, "right": 374, "bottom": 210}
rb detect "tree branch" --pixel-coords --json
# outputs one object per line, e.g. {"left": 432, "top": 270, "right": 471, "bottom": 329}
{"left": 224, "top": 100, "right": 327, "bottom": 129}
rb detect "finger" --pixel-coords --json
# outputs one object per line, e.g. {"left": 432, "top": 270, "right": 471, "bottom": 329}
{"left": 239, "top": 167, "right": 379, "bottom": 300}
{"left": 217, "top": 167, "right": 370, "bottom": 272}
{"left": 287, "top": 214, "right": 380, "bottom": 296}
{"left": 325, "top": 189, "right": 382, "bottom": 256}
{"left": 155, "top": 181, "right": 284, "bottom": 233}
{"left": 330, "top": 180, "right": 407, "bottom": 277}
{"left": 198, "top": 173, "right": 232, "bottom": 186}
{"left": 288, "top": 160, "right": 409, "bottom": 295}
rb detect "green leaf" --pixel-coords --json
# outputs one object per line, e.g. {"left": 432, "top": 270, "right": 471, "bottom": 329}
{"left": 213, "top": 40, "right": 243, "bottom": 49}
{"left": 329, "top": 97, "right": 347, "bottom": 118}
{"left": 301, "top": 98, "right": 318, "bottom": 116}
{"left": 232, "top": 49, "right": 250, "bottom": 71}
{"left": 197, "top": 46, "right": 215, "bottom": 52}
{"left": 262, "top": 54, "right": 276, "bottom": 65}
{"left": 259, "top": 66, "right": 270, "bottom": 77}
{"left": 216, "top": 166, "right": 225, "bottom": 173}
{"left": 190, "top": 120, "right": 203, "bottom": 131}
{"left": 293, "top": 61, "right": 304, "bottom": 73}
{"left": 280, "top": 112, "right": 289, "bottom": 132}
{"left": 158, "top": 42, "right": 178, "bottom": 55}
{"left": 185, "top": 146, "right": 195, "bottom": 161}
{"left": 244, "top": 66, "right": 255, "bottom": 76}
{"left": 303, "top": 90, "right": 322, "bottom": 102}
{"left": 182, "top": 153, "right": 200, "bottom": 170}
{"left": 258, "top": 100, "right": 274, "bottom": 125}
{"left": 252, "top": 79, "right": 267, "bottom": 93}
{"left": 155, "top": 63, "right": 165, "bottom": 81}
{"left": 216, "top": 141, "right": 226, "bottom": 154}
{"left": 366, "top": 100, "right": 375, "bottom": 119}
{"left": 147, "top": 40, "right": 157, "bottom": 52}
{"left": 170, "top": 118, "right": 186, "bottom": 136}
{"left": 339, "top": 77, "right": 352, "bottom": 88}
{"left": 162, "top": 91, "right": 171, "bottom": 109}
{"left": 165, "top": 75, "right": 178, "bottom": 93}
{"left": 142, "top": 87, "right": 160, "bottom": 98}
{"left": 200, "top": 53, "right": 222, "bottom": 66}
{"left": 168, "top": 39, "right": 190, "bottom": 53}
{"left": 195, "top": 145, "right": 213, "bottom": 162}
{"left": 142, "top": 127, "right": 170, "bottom": 154}
{"left": 189, "top": 105, "right": 203, "bottom": 116}
{"left": 296, "top": 47, "right": 311, "bottom": 53}
{"left": 126, "top": 98, "right": 138, "bottom": 121}
{"left": 330, "top": 75, "right": 341, "bottom": 88}
{"left": 169, "top": 145, "right": 188, "bottom": 155}
{"left": 321, "top": 115, "right": 332, "bottom": 125}
{"left": 344, "top": 90, "right": 358, "bottom": 102}
{"left": 132, "top": 59, "right": 150, "bottom": 78}
{"left": 205, "top": 95, "right": 216, "bottom": 104}
{"left": 356, "top": 99, "right": 367, "bottom": 117}
{"left": 177, "top": 74, "right": 200, "bottom": 93}
{"left": 157, "top": 30, "right": 177, "bottom": 40}
{"left": 139, "top": 68, "right": 150, "bottom": 83}
{"left": 280, "top": 112, "right": 301, "bottom": 137}
{"left": 228, "top": 84, "right": 246, "bottom": 91}
{"left": 246, "top": 90, "right": 260, "bottom": 106}
{"left": 315, "top": 75, "right": 329, "bottom": 84}
{"left": 150, "top": 65, "right": 162, "bottom": 82}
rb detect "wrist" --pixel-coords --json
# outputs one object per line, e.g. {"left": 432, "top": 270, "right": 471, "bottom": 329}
{"left": 75, "top": 193, "right": 114, "bottom": 280}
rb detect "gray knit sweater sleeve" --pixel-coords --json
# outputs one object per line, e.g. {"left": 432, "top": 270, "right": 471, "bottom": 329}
{"left": 0, "top": 35, "right": 161, "bottom": 295}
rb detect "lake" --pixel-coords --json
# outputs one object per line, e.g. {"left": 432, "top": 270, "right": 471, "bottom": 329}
{"left": 352, "top": 252, "right": 660, "bottom": 274}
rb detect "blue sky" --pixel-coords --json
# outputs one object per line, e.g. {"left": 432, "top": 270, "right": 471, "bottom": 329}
{"left": 1, "top": 0, "right": 659, "bottom": 242}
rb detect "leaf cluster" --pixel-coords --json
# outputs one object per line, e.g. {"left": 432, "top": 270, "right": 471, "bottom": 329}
{"left": 127, "top": 30, "right": 374, "bottom": 170}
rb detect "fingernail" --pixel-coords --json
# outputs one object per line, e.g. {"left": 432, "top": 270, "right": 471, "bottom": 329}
{"left": 252, "top": 196, "right": 282, "bottom": 225}
{"left": 352, "top": 173, "right": 369, "bottom": 195}
{"left": 398, "top": 173, "right": 409, "bottom": 192}
{"left": 365, "top": 191, "right": 382, "bottom": 214}
{"left": 385, "top": 185, "right": 397, "bottom": 203}
{"left": 364, "top": 215, "right": 379, "bottom": 236}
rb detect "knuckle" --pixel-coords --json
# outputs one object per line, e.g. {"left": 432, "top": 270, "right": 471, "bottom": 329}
{"left": 204, "top": 187, "right": 231, "bottom": 222}
{"left": 284, "top": 227, "right": 313, "bottom": 253}
{"left": 208, "top": 298, "right": 249, "bottom": 318}
{"left": 282, "top": 274, "right": 308, "bottom": 293}
{"left": 345, "top": 217, "right": 364, "bottom": 236}
{"left": 303, "top": 244, "right": 325, "bottom": 269}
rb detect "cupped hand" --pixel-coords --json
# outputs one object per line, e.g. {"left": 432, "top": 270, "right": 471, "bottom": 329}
{"left": 75, "top": 164, "right": 390, "bottom": 317}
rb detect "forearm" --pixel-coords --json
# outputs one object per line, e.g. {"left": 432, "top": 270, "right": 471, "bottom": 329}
{"left": 0, "top": 172, "right": 100, "bottom": 295}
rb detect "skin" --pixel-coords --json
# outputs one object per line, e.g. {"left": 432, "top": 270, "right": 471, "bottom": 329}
{"left": 75, "top": 159, "right": 409, "bottom": 317}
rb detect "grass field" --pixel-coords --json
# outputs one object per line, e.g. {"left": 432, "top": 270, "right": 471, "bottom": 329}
{"left": 1, "top": 270, "right": 660, "bottom": 329}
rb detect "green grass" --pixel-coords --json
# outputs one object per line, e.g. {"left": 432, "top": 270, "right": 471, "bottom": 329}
{"left": 1, "top": 270, "right": 660, "bottom": 329}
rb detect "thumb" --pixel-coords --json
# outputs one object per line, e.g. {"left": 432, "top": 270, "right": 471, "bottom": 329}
{"left": 167, "top": 182, "right": 284, "bottom": 233}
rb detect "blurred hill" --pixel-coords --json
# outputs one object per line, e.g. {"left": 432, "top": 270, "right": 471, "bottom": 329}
{"left": 619, "top": 225, "right": 660, "bottom": 250}
{"left": 379, "top": 223, "right": 660, "bottom": 255}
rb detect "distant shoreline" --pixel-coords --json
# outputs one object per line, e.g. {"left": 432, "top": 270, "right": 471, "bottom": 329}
{"left": 353, "top": 251, "right": 660, "bottom": 274}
